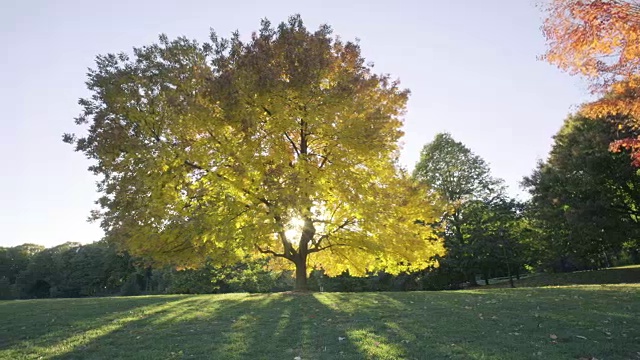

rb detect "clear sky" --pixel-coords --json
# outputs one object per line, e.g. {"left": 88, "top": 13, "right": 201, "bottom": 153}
{"left": 0, "top": 0, "right": 588, "bottom": 248}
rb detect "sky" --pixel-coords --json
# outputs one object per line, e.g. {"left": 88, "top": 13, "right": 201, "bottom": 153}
{"left": 0, "top": 0, "right": 589, "bottom": 248}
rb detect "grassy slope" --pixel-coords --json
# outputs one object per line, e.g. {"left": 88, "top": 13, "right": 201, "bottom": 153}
{"left": 485, "top": 265, "right": 640, "bottom": 288}
{"left": 1, "top": 286, "right": 639, "bottom": 360}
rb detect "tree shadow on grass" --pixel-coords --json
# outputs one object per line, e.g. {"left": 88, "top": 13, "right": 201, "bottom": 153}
{"left": 317, "top": 287, "right": 640, "bottom": 359}
{"left": 4, "top": 286, "right": 639, "bottom": 359}
{"left": 0, "top": 295, "right": 192, "bottom": 353}
{"left": 46, "top": 292, "right": 368, "bottom": 360}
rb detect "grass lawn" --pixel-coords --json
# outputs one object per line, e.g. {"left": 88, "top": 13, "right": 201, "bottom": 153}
{"left": 1, "top": 286, "right": 639, "bottom": 360}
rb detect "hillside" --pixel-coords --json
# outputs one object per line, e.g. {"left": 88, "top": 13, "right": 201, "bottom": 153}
{"left": 484, "top": 265, "right": 640, "bottom": 289}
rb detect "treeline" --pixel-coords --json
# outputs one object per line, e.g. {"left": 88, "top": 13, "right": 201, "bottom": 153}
{"left": 411, "top": 116, "right": 640, "bottom": 283}
{"left": 0, "top": 241, "right": 299, "bottom": 299}
{"left": 0, "top": 239, "right": 522, "bottom": 299}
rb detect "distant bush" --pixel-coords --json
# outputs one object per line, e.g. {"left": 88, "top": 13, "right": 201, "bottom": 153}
{"left": 120, "top": 277, "right": 142, "bottom": 296}
{"left": 0, "top": 277, "right": 17, "bottom": 300}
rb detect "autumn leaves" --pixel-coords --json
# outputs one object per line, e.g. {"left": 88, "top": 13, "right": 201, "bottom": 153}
{"left": 541, "top": 0, "right": 640, "bottom": 164}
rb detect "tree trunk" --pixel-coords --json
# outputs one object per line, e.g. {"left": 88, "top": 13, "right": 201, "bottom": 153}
{"left": 602, "top": 250, "right": 611, "bottom": 268}
{"left": 292, "top": 218, "right": 314, "bottom": 292}
{"left": 467, "top": 272, "right": 478, "bottom": 286}
{"left": 502, "top": 245, "right": 515, "bottom": 288}
{"left": 506, "top": 260, "right": 515, "bottom": 288}
{"left": 294, "top": 258, "right": 308, "bottom": 291}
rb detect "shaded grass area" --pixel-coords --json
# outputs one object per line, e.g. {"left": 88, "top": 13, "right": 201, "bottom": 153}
{"left": 486, "top": 265, "right": 640, "bottom": 289}
{"left": 1, "top": 286, "right": 639, "bottom": 359}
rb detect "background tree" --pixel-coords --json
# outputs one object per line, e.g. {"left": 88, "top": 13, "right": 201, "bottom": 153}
{"left": 413, "top": 133, "right": 505, "bottom": 285}
{"left": 15, "top": 242, "right": 79, "bottom": 298}
{"left": 0, "top": 244, "right": 45, "bottom": 299}
{"left": 523, "top": 114, "right": 640, "bottom": 271}
{"left": 461, "top": 198, "right": 525, "bottom": 286}
{"left": 64, "top": 15, "right": 444, "bottom": 291}
{"left": 0, "top": 243, "right": 44, "bottom": 285}
{"left": 541, "top": 0, "right": 640, "bottom": 164}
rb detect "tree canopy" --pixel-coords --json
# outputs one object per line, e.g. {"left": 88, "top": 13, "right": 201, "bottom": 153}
{"left": 541, "top": 0, "right": 640, "bottom": 164}
{"left": 523, "top": 114, "right": 640, "bottom": 270}
{"left": 0, "top": 244, "right": 45, "bottom": 285}
{"left": 413, "top": 133, "right": 509, "bottom": 284}
{"left": 65, "top": 15, "right": 444, "bottom": 290}
{"left": 413, "top": 133, "right": 503, "bottom": 206}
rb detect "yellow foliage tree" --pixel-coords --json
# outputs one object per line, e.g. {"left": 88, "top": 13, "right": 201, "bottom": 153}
{"left": 541, "top": 0, "right": 640, "bottom": 164}
{"left": 64, "top": 15, "right": 444, "bottom": 290}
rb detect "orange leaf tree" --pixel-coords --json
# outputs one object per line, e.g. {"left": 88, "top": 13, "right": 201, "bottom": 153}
{"left": 541, "top": 0, "right": 640, "bottom": 164}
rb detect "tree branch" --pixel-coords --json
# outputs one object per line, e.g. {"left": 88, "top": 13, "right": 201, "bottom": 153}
{"left": 308, "top": 242, "right": 348, "bottom": 254}
{"left": 284, "top": 132, "right": 300, "bottom": 157}
{"left": 183, "top": 160, "right": 272, "bottom": 208}
{"left": 261, "top": 105, "right": 273, "bottom": 116}
{"left": 313, "top": 150, "right": 332, "bottom": 168}
{"left": 255, "top": 245, "right": 286, "bottom": 258}
{"left": 273, "top": 214, "right": 296, "bottom": 259}
{"left": 310, "top": 218, "right": 354, "bottom": 251}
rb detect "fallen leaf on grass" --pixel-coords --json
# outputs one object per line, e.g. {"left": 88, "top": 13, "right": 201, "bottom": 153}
{"left": 550, "top": 334, "right": 558, "bottom": 340}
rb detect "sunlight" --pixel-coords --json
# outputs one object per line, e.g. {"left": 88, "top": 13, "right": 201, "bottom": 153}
{"left": 281, "top": 204, "right": 333, "bottom": 245}
{"left": 24, "top": 299, "right": 193, "bottom": 359}
{"left": 284, "top": 217, "right": 306, "bottom": 243}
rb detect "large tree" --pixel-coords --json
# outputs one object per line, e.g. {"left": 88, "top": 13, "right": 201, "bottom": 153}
{"left": 541, "top": 0, "right": 640, "bottom": 164}
{"left": 523, "top": 114, "right": 640, "bottom": 270}
{"left": 413, "top": 133, "right": 505, "bottom": 284}
{"left": 65, "top": 16, "right": 444, "bottom": 290}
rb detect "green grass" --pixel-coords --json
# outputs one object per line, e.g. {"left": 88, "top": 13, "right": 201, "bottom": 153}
{"left": 2, "top": 286, "right": 639, "bottom": 359}
{"left": 485, "top": 265, "right": 640, "bottom": 288}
